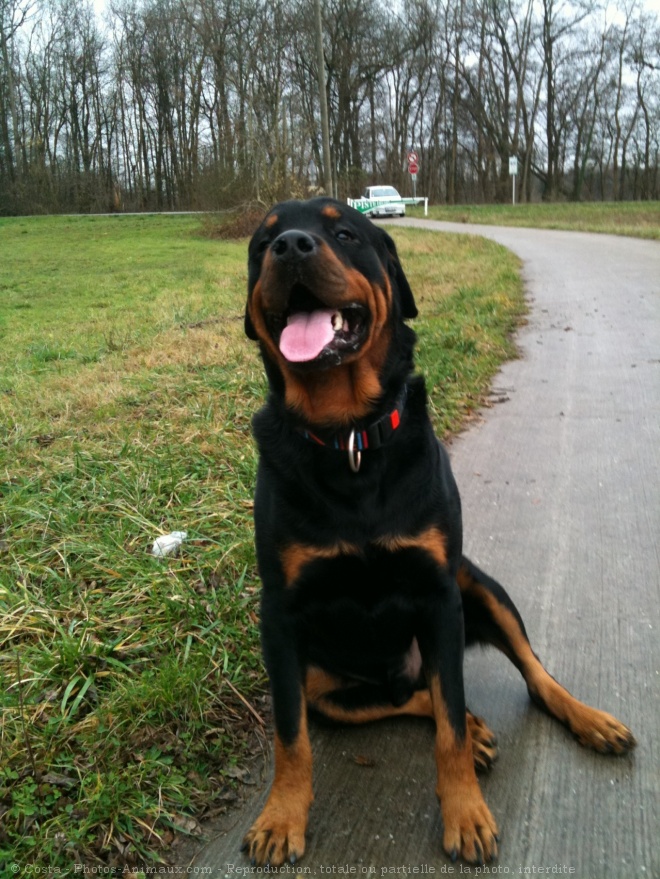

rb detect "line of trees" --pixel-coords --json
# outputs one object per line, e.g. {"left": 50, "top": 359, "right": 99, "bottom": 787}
{"left": 1, "top": 0, "right": 659, "bottom": 215}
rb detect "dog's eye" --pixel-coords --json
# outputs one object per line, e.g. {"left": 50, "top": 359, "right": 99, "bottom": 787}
{"left": 336, "top": 229, "right": 356, "bottom": 243}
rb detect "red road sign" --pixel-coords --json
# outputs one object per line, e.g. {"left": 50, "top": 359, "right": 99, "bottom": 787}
{"left": 407, "top": 150, "right": 419, "bottom": 163}
{"left": 408, "top": 161, "right": 419, "bottom": 175}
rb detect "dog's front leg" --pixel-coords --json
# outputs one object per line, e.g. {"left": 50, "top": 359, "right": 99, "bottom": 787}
{"left": 418, "top": 576, "right": 499, "bottom": 865}
{"left": 242, "top": 610, "right": 313, "bottom": 866}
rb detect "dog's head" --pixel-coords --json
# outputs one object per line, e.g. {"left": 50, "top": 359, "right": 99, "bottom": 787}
{"left": 245, "top": 197, "right": 417, "bottom": 426}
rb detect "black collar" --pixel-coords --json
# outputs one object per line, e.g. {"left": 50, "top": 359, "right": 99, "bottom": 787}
{"left": 295, "top": 386, "right": 408, "bottom": 455}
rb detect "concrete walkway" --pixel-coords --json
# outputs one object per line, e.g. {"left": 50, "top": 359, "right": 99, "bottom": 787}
{"left": 183, "top": 223, "right": 659, "bottom": 878}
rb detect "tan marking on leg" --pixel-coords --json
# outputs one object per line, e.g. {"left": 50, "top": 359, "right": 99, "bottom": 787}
{"left": 456, "top": 563, "right": 475, "bottom": 591}
{"left": 306, "top": 669, "right": 498, "bottom": 772}
{"left": 243, "top": 694, "right": 313, "bottom": 866}
{"left": 428, "top": 676, "right": 499, "bottom": 864}
{"left": 473, "top": 584, "right": 636, "bottom": 754}
{"left": 305, "top": 666, "right": 434, "bottom": 723}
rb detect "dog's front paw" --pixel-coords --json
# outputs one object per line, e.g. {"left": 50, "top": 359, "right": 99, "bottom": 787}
{"left": 242, "top": 800, "right": 307, "bottom": 866}
{"left": 441, "top": 787, "right": 499, "bottom": 865}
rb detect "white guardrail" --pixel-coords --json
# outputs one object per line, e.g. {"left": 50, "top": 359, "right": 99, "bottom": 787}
{"left": 347, "top": 197, "right": 428, "bottom": 216}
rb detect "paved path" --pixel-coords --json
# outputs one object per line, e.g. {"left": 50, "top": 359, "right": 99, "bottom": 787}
{"left": 184, "top": 223, "right": 659, "bottom": 878}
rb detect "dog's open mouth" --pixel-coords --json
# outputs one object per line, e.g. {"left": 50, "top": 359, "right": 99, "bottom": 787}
{"left": 267, "top": 287, "right": 369, "bottom": 365}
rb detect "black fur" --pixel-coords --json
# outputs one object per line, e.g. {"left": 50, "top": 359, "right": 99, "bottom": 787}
{"left": 241, "top": 197, "right": 635, "bottom": 867}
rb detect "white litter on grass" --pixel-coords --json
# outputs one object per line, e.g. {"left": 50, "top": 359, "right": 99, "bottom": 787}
{"left": 151, "top": 531, "right": 187, "bottom": 558}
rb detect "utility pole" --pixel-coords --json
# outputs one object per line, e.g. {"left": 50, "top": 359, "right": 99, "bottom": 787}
{"left": 314, "top": 0, "right": 334, "bottom": 197}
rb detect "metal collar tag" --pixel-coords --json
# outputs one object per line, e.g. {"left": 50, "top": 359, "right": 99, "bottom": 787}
{"left": 347, "top": 430, "right": 362, "bottom": 473}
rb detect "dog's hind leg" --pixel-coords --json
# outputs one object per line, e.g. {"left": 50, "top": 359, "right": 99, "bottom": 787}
{"left": 305, "top": 667, "right": 498, "bottom": 771}
{"left": 458, "top": 557, "right": 636, "bottom": 755}
{"left": 305, "top": 665, "right": 434, "bottom": 722}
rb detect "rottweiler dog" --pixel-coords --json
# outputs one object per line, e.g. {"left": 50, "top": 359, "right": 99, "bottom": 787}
{"left": 241, "top": 197, "right": 635, "bottom": 866}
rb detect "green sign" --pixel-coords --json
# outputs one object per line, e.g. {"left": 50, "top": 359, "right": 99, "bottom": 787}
{"left": 350, "top": 198, "right": 423, "bottom": 213}
{"left": 351, "top": 199, "right": 383, "bottom": 214}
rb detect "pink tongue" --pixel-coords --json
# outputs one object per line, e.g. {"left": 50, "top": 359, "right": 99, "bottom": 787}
{"left": 279, "top": 309, "right": 337, "bottom": 362}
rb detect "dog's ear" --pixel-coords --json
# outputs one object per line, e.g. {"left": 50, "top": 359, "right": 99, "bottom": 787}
{"left": 244, "top": 305, "right": 259, "bottom": 340}
{"left": 381, "top": 229, "right": 418, "bottom": 319}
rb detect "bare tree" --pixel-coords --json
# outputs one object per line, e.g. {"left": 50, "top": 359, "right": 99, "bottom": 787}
{"left": 1, "top": 0, "right": 33, "bottom": 195}
{"left": 1, "top": 0, "right": 658, "bottom": 214}
{"left": 630, "top": 10, "right": 660, "bottom": 199}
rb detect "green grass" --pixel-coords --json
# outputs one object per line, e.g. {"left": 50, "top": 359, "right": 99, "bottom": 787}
{"left": 391, "top": 231, "right": 524, "bottom": 434}
{"left": 0, "top": 215, "right": 524, "bottom": 872}
{"left": 409, "top": 200, "right": 660, "bottom": 239}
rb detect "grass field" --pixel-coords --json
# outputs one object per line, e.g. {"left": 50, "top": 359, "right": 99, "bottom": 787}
{"left": 0, "top": 213, "right": 524, "bottom": 872}
{"left": 413, "top": 200, "right": 660, "bottom": 239}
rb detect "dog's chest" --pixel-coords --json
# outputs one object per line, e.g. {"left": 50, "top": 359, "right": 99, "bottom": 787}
{"left": 283, "top": 540, "right": 443, "bottom": 671}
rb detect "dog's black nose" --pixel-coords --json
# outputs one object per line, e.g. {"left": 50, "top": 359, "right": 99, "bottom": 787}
{"left": 271, "top": 230, "right": 317, "bottom": 262}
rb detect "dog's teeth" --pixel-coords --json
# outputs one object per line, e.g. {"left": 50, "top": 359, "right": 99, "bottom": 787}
{"left": 332, "top": 312, "right": 343, "bottom": 331}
